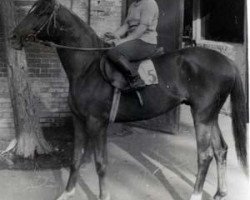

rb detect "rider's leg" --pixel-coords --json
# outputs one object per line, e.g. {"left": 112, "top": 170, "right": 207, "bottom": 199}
{"left": 107, "top": 39, "right": 156, "bottom": 90}
{"left": 107, "top": 53, "right": 146, "bottom": 89}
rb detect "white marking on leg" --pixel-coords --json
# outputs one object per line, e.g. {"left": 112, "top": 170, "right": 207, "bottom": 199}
{"left": 190, "top": 193, "right": 202, "bottom": 200}
{"left": 99, "top": 192, "right": 111, "bottom": 200}
{"left": 56, "top": 188, "right": 76, "bottom": 200}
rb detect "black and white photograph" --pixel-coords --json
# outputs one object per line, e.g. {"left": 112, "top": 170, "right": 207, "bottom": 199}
{"left": 0, "top": 0, "right": 249, "bottom": 200}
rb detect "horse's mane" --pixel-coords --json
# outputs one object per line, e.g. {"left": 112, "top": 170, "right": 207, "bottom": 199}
{"left": 28, "top": 0, "right": 55, "bottom": 16}
{"left": 30, "top": 0, "right": 105, "bottom": 48}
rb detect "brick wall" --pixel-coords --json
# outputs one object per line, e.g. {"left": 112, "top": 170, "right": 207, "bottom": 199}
{"left": 0, "top": 0, "right": 123, "bottom": 140}
{"left": 0, "top": 6, "right": 14, "bottom": 140}
{"left": 0, "top": 80, "right": 15, "bottom": 140}
{"left": 91, "top": 0, "right": 123, "bottom": 35}
{"left": 0, "top": 13, "right": 7, "bottom": 78}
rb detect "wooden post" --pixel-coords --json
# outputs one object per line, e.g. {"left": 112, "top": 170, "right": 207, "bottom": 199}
{"left": 0, "top": 0, "right": 51, "bottom": 158}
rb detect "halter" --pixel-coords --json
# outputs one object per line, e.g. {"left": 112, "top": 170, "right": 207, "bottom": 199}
{"left": 25, "top": 2, "right": 111, "bottom": 52}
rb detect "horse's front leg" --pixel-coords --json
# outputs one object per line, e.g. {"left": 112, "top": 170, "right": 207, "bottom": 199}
{"left": 56, "top": 115, "right": 88, "bottom": 200}
{"left": 88, "top": 116, "right": 110, "bottom": 200}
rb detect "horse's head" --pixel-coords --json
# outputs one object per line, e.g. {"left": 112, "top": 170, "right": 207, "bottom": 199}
{"left": 11, "top": 0, "right": 60, "bottom": 50}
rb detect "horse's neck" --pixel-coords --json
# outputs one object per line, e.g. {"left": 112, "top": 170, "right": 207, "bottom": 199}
{"left": 56, "top": 6, "right": 103, "bottom": 48}
{"left": 54, "top": 6, "right": 103, "bottom": 82}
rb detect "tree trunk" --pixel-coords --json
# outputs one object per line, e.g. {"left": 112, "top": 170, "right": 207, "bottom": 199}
{"left": 0, "top": 0, "right": 51, "bottom": 158}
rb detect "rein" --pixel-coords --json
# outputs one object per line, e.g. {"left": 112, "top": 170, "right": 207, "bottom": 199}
{"left": 25, "top": 2, "right": 111, "bottom": 52}
{"left": 26, "top": 39, "right": 112, "bottom": 51}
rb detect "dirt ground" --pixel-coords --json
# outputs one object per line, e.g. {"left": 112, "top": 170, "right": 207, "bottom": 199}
{"left": 0, "top": 109, "right": 249, "bottom": 200}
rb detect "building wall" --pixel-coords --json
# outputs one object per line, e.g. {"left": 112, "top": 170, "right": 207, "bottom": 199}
{"left": 0, "top": 0, "right": 123, "bottom": 140}
{"left": 90, "top": 0, "right": 123, "bottom": 34}
{"left": 0, "top": 7, "right": 14, "bottom": 140}
{"left": 196, "top": 41, "right": 246, "bottom": 114}
{"left": 191, "top": 0, "right": 247, "bottom": 114}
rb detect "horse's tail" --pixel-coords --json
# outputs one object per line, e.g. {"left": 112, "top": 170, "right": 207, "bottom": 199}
{"left": 230, "top": 69, "right": 248, "bottom": 172}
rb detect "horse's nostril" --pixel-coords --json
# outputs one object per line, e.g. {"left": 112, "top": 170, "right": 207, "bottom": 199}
{"left": 10, "top": 34, "right": 17, "bottom": 40}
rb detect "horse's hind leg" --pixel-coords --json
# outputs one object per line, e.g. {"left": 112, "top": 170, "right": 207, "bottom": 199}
{"left": 211, "top": 121, "right": 228, "bottom": 200}
{"left": 190, "top": 115, "right": 214, "bottom": 200}
{"left": 56, "top": 115, "right": 88, "bottom": 200}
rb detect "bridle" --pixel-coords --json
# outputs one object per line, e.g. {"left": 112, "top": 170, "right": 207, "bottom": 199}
{"left": 24, "top": 2, "right": 111, "bottom": 52}
{"left": 25, "top": 2, "right": 59, "bottom": 43}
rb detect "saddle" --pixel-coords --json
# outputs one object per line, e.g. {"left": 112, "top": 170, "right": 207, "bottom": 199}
{"left": 100, "top": 47, "right": 165, "bottom": 91}
{"left": 101, "top": 47, "right": 164, "bottom": 120}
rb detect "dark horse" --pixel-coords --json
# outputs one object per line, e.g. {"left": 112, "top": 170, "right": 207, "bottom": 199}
{"left": 11, "top": 0, "right": 247, "bottom": 200}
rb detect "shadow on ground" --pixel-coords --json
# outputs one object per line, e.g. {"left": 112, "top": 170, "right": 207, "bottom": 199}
{"left": 0, "top": 123, "right": 151, "bottom": 170}
{"left": 109, "top": 124, "right": 213, "bottom": 200}
{"left": 0, "top": 125, "right": 74, "bottom": 170}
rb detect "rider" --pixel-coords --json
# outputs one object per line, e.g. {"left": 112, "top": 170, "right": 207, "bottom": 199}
{"left": 104, "top": 0, "right": 159, "bottom": 90}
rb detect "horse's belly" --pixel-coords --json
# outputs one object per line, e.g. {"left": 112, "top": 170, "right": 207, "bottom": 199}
{"left": 115, "top": 89, "right": 181, "bottom": 122}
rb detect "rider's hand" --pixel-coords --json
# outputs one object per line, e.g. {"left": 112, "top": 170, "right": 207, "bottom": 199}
{"left": 104, "top": 32, "right": 119, "bottom": 40}
{"left": 105, "top": 39, "right": 119, "bottom": 47}
{"left": 113, "top": 38, "right": 128, "bottom": 46}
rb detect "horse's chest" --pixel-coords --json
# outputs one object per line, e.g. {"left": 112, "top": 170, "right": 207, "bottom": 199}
{"left": 68, "top": 86, "right": 112, "bottom": 118}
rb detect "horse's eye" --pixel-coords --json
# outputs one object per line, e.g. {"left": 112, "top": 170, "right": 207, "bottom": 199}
{"left": 11, "top": 34, "right": 17, "bottom": 40}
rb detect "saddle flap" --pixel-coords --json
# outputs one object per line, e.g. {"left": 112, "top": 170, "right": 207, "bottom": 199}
{"left": 100, "top": 56, "right": 128, "bottom": 90}
{"left": 100, "top": 52, "right": 160, "bottom": 91}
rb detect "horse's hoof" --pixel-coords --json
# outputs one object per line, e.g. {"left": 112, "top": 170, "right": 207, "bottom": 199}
{"left": 189, "top": 193, "right": 202, "bottom": 200}
{"left": 213, "top": 192, "right": 227, "bottom": 200}
{"left": 56, "top": 188, "right": 75, "bottom": 200}
{"left": 99, "top": 192, "right": 111, "bottom": 200}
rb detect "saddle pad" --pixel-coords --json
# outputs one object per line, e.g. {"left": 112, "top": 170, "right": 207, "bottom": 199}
{"left": 100, "top": 57, "right": 159, "bottom": 90}
{"left": 138, "top": 60, "right": 158, "bottom": 85}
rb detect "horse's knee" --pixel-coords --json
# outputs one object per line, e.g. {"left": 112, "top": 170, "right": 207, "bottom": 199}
{"left": 70, "top": 164, "right": 79, "bottom": 173}
{"left": 95, "top": 162, "right": 106, "bottom": 177}
{"left": 214, "top": 147, "right": 228, "bottom": 162}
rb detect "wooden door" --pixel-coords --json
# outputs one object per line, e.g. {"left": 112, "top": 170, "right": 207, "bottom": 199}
{"left": 156, "top": 0, "right": 184, "bottom": 50}
{"left": 123, "top": 0, "right": 184, "bottom": 134}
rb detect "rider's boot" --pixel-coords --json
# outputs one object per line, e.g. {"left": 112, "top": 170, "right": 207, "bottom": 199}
{"left": 115, "top": 56, "right": 145, "bottom": 90}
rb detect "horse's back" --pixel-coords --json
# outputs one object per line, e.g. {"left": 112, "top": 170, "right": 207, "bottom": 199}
{"left": 180, "top": 47, "right": 236, "bottom": 74}
{"left": 154, "top": 47, "right": 237, "bottom": 81}
{"left": 153, "top": 47, "right": 237, "bottom": 107}
{"left": 179, "top": 47, "right": 237, "bottom": 90}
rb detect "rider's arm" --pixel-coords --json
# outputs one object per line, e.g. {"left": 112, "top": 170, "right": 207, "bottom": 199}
{"left": 116, "top": 1, "right": 157, "bottom": 45}
{"left": 118, "top": 24, "right": 147, "bottom": 43}
{"left": 113, "top": 23, "right": 129, "bottom": 39}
